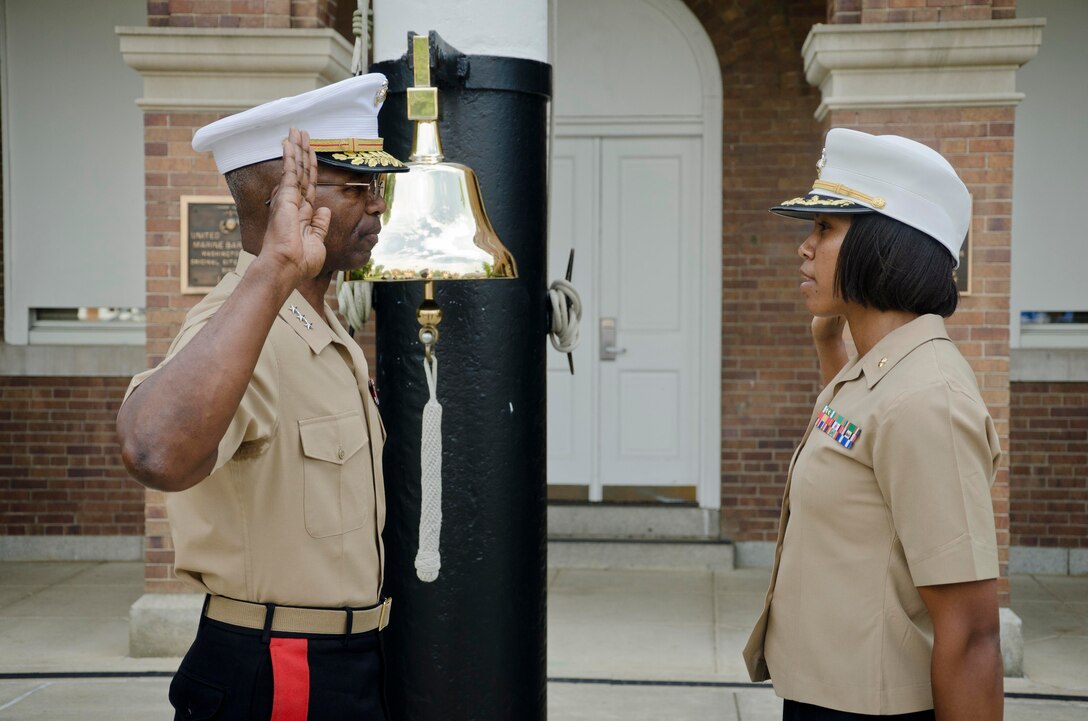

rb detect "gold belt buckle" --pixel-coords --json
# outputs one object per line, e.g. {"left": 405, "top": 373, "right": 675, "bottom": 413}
{"left": 377, "top": 597, "right": 392, "bottom": 630}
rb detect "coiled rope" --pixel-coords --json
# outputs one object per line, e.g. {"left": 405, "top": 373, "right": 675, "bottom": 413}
{"left": 547, "top": 278, "right": 582, "bottom": 354}
{"left": 335, "top": 275, "right": 372, "bottom": 333}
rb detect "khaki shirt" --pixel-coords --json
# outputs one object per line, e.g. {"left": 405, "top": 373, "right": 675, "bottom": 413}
{"left": 743, "top": 314, "right": 1000, "bottom": 715}
{"left": 125, "top": 252, "right": 386, "bottom": 608}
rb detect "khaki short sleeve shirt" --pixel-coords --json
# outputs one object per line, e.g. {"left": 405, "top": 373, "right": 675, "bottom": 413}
{"left": 125, "top": 252, "right": 387, "bottom": 608}
{"left": 742, "top": 314, "right": 1000, "bottom": 715}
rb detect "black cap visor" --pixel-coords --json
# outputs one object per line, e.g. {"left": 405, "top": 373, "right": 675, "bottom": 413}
{"left": 770, "top": 192, "right": 873, "bottom": 220}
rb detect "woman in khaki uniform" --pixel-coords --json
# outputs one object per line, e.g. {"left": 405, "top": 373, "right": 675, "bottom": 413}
{"left": 743, "top": 129, "right": 1003, "bottom": 720}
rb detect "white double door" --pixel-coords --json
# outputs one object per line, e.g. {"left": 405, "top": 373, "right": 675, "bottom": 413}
{"left": 547, "top": 135, "right": 704, "bottom": 502}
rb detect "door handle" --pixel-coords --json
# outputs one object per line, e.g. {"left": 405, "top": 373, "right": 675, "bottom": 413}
{"left": 600, "top": 318, "right": 626, "bottom": 361}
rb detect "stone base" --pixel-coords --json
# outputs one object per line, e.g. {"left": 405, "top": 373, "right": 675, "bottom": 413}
{"left": 548, "top": 504, "right": 720, "bottom": 540}
{"left": 734, "top": 541, "right": 776, "bottom": 569}
{"left": 1010, "top": 545, "right": 1088, "bottom": 575}
{"left": 1000, "top": 607, "right": 1024, "bottom": 677}
{"left": 548, "top": 539, "right": 734, "bottom": 571}
{"left": 0, "top": 535, "right": 142, "bottom": 561}
{"left": 129, "top": 593, "right": 202, "bottom": 658}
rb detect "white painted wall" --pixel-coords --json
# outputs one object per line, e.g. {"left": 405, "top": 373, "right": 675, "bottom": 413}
{"left": 1011, "top": 0, "right": 1088, "bottom": 347}
{"left": 2, "top": 0, "right": 145, "bottom": 344}
{"left": 372, "top": 0, "right": 548, "bottom": 63}
{"left": 553, "top": 0, "right": 704, "bottom": 122}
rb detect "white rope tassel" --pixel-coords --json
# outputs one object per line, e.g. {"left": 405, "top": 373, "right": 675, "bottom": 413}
{"left": 547, "top": 278, "right": 583, "bottom": 353}
{"left": 415, "top": 353, "right": 443, "bottom": 582}
{"left": 335, "top": 273, "right": 373, "bottom": 331}
{"left": 350, "top": 3, "right": 366, "bottom": 76}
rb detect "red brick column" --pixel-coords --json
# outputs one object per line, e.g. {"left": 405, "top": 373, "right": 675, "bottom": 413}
{"left": 827, "top": 0, "right": 1015, "bottom": 23}
{"left": 142, "top": 109, "right": 227, "bottom": 592}
{"left": 681, "top": 3, "right": 1028, "bottom": 603}
{"left": 825, "top": 106, "right": 1015, "bottom": 603}
{"left": 147, "top": 0, "right": 341, "bottom": 30}
{"left": 130, "top": 13, "right": 369, "bottom": 593}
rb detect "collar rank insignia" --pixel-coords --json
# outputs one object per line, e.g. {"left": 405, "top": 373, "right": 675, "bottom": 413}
{"left": 289, "top": 304, "right": 313, "bottom": 330}
{"left": 815, "top": 404, "right": 862, "bottom": 450}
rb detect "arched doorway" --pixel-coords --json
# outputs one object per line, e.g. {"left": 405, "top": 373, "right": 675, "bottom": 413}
{"left": 547, "top": 0, "right": 723, "bottom": 509}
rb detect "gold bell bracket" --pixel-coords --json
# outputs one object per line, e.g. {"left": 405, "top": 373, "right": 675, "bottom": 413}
{"left": 417, "top": 280, "right": 442, "bottom": 361}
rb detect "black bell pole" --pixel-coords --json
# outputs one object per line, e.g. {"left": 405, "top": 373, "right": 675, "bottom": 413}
{"left": 371, "top": 32, "right": 551, "bottom": 721}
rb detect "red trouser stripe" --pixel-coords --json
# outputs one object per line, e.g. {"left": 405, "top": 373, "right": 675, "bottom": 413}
{"left": 270, "top": 638, "right": 310, "bottom": 721}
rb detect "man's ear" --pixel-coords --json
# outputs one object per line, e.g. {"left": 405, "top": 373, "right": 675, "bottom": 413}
{"left": 226, "top": 161, "right": 276, "bottom": 219}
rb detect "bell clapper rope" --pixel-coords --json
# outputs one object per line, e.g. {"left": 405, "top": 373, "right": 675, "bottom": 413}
{"left": 415, "top": 280, "right": 443, "bottom": 582}
{"left": 548, "top": 249, "right": 583, "bottom": 374}
{"left": 337, "top": 0, "right": 375, "bottom": 333}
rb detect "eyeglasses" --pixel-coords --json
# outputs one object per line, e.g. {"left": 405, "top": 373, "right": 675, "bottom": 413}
{"left": 264, "top": 174, "right": 388, "bottom": 206}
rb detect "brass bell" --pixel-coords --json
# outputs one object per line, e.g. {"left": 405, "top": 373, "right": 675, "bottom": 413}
{"left": 351, "top": 35, "right": 517, "bottom": 284}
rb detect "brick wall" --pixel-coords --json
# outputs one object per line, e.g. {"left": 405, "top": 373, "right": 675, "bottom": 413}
{"left": 147, "top": 0, "right": 343, "bottom": 34}
{"left": 682, "top": 0, "right": 831, "bottom": 542}
{"left": 827, "top": 106, "right": 1015, "bottom": 598}
{"left": 1010, "top": 382, "right": 1088, "bottom": 549}
{"left": 0, "top": 378, "right": 144, "bottom": 536}
{"left": 827, "top": 0, "right": 1015, "bottom": 23}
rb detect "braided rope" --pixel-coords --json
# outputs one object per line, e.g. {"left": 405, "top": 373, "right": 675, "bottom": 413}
{"left": 415, "top": 353, "right": 443, "bottom": 582}
{"left": 350, "top": 5, "right": 365, "bottom": 76}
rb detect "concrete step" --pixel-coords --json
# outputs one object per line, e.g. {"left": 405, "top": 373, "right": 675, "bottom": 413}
{"left": 548, "top": 538, "right": 735, "bottom": 571}
{"left": 547, "top": 503, "right": 719, "bottom": 541}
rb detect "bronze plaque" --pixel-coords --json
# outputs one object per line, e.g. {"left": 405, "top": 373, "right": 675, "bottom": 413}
{"left": 181, "top": 196, "right": 242, "bottom": 294}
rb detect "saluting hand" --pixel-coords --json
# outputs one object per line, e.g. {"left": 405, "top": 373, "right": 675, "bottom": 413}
{"left": 811, "top": 315, "right": 846, "bottom": 344}
{"left": 811, "top": 315, "right": 848, "bottom": 386}
{"left": 263, "top": 127, "right": 332, "bottom": 281}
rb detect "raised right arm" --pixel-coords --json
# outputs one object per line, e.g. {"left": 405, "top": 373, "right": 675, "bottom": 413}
{"left": 117, "top": 129, "right": 330, "bottom": 492}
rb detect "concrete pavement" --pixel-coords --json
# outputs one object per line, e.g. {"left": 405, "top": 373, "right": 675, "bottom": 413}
{"left": 1, "top": 561, "right": 1086, "bottom": 719}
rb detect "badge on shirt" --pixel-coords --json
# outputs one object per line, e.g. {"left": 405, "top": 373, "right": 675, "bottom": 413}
{"left": 815, "top": 404, "right": 862, "bottom": 449}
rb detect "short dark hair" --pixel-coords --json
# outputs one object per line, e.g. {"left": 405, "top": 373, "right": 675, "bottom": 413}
{"left": 224, "top": 162, "right": 264, "bottom": 206}
{"left": 835, "top": 213, "right": 959, "bottom": 317}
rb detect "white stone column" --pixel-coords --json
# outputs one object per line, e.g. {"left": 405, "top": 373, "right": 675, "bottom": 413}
{"left": 372, "top": 0, "right": 548, "bottom": 63}
{"left": 802, "top": 19, "right": 1045, "bottom": 120}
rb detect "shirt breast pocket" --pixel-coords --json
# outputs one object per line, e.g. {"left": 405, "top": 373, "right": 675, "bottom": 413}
{"left": 299, "top": 411, "right": 372, "bottom": 539}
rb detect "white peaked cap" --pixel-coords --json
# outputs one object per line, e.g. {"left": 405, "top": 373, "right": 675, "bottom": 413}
{"left": 192, "top": 73, "right": 406, "bottom": 175}
{"left": 772, "top": 128, "right": 971, "bottom": 267}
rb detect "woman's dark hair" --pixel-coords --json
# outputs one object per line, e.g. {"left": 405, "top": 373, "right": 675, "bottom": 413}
{"left": 835, "top": 213, "right": 959, "bottom": 317}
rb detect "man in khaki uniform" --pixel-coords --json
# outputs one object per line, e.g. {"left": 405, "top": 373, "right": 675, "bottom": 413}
{"left": 743, "top": 129, "right": 1003, "bottom": 720}
{"left": 117, "top": 74, "right": 407, "bottom": 721}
